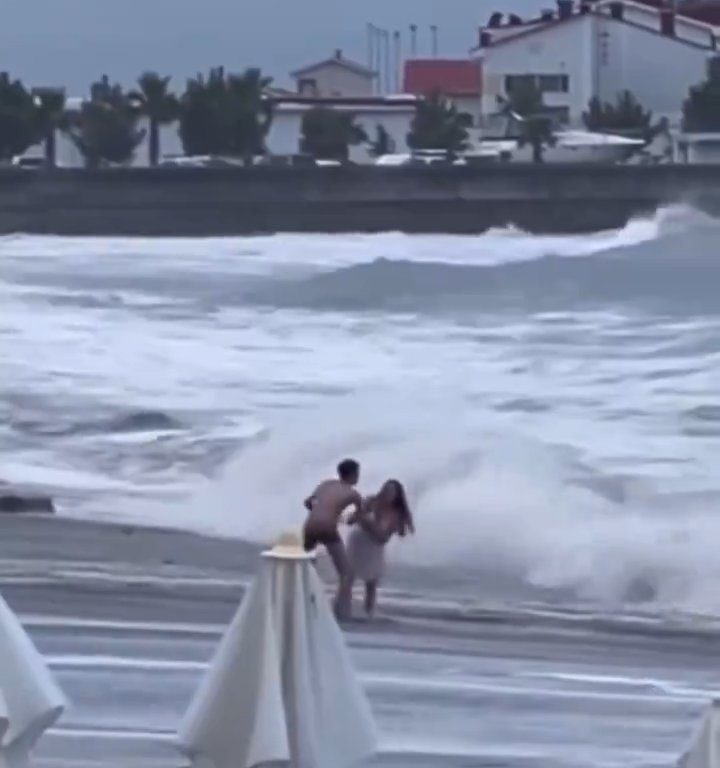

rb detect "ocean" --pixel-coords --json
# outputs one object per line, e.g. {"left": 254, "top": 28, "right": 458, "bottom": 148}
{"left": 3, "top": 203, "right": 720, "bottom": 620}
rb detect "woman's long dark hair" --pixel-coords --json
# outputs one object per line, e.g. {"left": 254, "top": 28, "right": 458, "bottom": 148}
{"left": 387, "top": 479, "right": 415, "bottom": 537}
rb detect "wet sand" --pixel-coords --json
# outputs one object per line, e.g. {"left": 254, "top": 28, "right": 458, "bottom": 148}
{"left": 0, "top": 515, "right": 715, "bottom": 768}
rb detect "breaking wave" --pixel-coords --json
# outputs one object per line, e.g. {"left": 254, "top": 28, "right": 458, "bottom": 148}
{"left": 251, "top": 206, "right": 720, "bottom": 314}
{"left": 187, "top": 389, "right": 720, "bottom": 614}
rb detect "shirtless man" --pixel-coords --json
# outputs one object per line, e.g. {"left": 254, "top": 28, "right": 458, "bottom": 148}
{"left": 303, "top": 458, "right": 362, "bottom": 620}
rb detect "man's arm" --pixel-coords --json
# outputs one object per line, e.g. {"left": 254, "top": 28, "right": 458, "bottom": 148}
{"left": 343, "top": 490, "right": 365, "bottom": 524}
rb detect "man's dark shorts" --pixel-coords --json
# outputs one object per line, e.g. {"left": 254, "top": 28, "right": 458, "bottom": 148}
{"left": 303, "top": 527, "right": 341, "bottom": 552}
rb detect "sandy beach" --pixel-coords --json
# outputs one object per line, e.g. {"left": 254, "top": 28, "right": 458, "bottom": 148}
{"left": 1, "top": 513, "right": 716, "bottom": 768}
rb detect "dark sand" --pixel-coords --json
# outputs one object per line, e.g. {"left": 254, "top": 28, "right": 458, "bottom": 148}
{"left": 0, "top": 514, "right": 714, "bottom": 768}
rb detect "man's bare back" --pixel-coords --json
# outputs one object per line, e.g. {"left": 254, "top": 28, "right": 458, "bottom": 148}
{"left": 304, "top": 479, "right": 362, "bottom": 534}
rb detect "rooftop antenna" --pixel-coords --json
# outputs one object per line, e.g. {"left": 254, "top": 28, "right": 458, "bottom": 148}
{"left": 367, "top": 23, "right": 374, "bottom": 72}
{"left": 410, "top": 23, "right": 418, "bottom": 57}
{"left": 374, "top": 25, "right": 383, "bottom": 93}
{"left": 393, "top": 30, "right": 401, "bottom": 92}
{"left": 430, "top": 24, "right": 438, "bottom": 57}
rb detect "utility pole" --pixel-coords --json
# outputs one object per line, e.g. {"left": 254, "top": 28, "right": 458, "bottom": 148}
{"left": 410, "top": 23, "right": 417, "bottom": 57}
{"left": 430, "top": 24, "right": 438, "bottom": 57}
{"left": 393, "top": 30, "right": 401, "bottom": 92}
{"left": 374, "top": 25, "right": 383, "bottom": 93}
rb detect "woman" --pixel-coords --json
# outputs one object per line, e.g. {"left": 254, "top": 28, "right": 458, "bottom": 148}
{"left": 346, "top": 479, "right": 414, "bottom": 618}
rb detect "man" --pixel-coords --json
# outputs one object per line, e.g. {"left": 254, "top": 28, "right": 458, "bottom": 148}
{"left": 303, "top": 458, "right": 362, "bottom": 620}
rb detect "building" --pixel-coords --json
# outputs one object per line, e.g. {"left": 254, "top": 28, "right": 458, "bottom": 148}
{"left": 473, "top": 0, "right": 717, "bottom": 128}
{"left": 266, "top": 95, "right": 418, "bottom": 163}
{"left": 402, "top": 59, "right": 482, "bottom": 124}
{"left": 290, "top": 50, "right": 376, "bottom": 98}
{"left": 674, "top": 132, "right": 720, "bottom": 161}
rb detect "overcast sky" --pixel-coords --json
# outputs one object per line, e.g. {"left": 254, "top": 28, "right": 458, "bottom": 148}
{"left": 4, "top": 0, "right": 544, "bottom": 94}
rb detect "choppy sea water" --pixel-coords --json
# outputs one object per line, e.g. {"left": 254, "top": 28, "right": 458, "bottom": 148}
{"left": 3, "top": 204, "right": 720, "bottom": 616}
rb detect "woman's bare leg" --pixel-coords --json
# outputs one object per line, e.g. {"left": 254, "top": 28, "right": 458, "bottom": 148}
{"left": 364, "top": 581, "right": 378, "bottom": 618}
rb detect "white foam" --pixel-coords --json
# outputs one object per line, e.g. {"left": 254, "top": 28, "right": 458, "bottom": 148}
{"left": 0, "top": 204, "right": 698, "bottom": 279}
{"left": 187, "top": 387, "right": 720, "bottom": 612}
{"left": 3, "top": 205, "right": 720, "bottom": 615}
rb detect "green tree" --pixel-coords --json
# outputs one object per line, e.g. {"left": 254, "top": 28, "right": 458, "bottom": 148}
{"left": 300, "top": 107, "right": 367, "bottom": 161}
{"left": 128, "top": 72, "right": 179, "bottom": 166}
{"left": 178, "top": 67, "right": 273, "bottom": 162}
{"left": 505, "top": 81, "right": 556, "bottom": 163}
{"left": 683, "top": 56, "right": 720, "bottom": 132}
{"left": 0, "top": 72, "right": 42, "bottom": 161}
{"left": 33, "top": 88, "right": 66, "bottom": 167}
{"left": 64, "top": 76, "right": 145, "bottom": 168}
{"left": 368, "top": 124, "right": 394, "bottom": 157}
{"left": 583, "top": 90, "right": 659, "bottom": 141}
{"left": 406, "top": 92, "right": 472, "bottom": 158}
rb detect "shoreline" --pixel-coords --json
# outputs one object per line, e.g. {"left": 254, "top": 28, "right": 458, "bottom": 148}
{"left": 3, "top": 513, "right": 719, "bottom": 644}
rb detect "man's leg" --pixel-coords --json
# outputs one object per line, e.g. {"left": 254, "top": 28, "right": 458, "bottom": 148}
{"left": 326, "top": 539, "right": 352, "bottom": 620}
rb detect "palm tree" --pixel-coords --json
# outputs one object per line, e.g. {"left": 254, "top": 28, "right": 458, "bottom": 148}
{"left": 0, "top": 72, "right": 40, "bottom": 161}
{"left": 178, "top": 67, "right": 273, "bottom": 161}
{"left": 406, "top": 92, "right": 472, "bottom": 159}
{"left": 64, "top": 76, "right": 145, "bottom": 169}
{"left": 583, "top": 90, "right": 658, "bottom": 142}
{"left": 683, "top": 56, "right": 720, "bottom": 133}
{"left": 300, "top": 107, "right": 367, "bottom": 161}
{"left": 129, "top": 72, "right": 179, "bottom": 166}
{"left": 226, "top": 68, "right": 273, "bottom": 163}
{"left": 517, "top": 116, "right": 556, "bottom": 163}
{"left": 504, "top": 81, "right": 556, "bottom": 163}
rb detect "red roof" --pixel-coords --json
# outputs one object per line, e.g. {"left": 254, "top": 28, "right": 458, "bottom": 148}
{"left": 403, "top": 59, "right": 481, "bottom": 97}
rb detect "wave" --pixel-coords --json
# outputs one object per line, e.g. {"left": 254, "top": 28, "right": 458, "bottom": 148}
{"left": 8, "top": 408, "right": 183, "bottom": 438}
{"left": 2, "top": 204, "right": 712, "bottom": 293}
{"left": 185, "top": 391, "right": 720, "bottom": 614}
{"left": 251, "top": 206, "right": 720, "bottom": 314}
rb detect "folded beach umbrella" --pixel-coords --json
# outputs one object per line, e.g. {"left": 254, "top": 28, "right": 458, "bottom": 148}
{"left": 0, "top": 594, "right": 66, "bottom": 768}
{"left": 678, "top": 700, "right": 720, "bottom": 768}
{"left": 178, "top": 531, "right": 378, "bottom": 768}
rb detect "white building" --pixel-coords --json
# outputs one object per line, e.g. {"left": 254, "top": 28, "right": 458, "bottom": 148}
{"left": 266, "top": 96, "right": 418, "bottom": 163}
{"left": 290, "top": 50, "right": 376, "bottom": 98}
{"left": 674, "top": 131, "right": 720, "bottom": 161}
{"left": 473, "top": 0, "right": 718, "bottom": 128}
{"left": 32, "top": 96, "right": 416, "bottom": 167}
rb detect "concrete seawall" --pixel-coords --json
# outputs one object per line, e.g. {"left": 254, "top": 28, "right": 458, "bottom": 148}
{"left": 1, "top": 164, "right": 719, "bottom": 235}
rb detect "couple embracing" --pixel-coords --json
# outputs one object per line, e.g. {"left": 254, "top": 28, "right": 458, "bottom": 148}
{"left": 302, "top": 458, "right": 415, "bottom": 621}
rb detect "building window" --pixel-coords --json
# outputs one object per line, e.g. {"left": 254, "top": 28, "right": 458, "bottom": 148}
{"left": 504, "top": 74, "right": 535, "bottom": 94}
{"left": 505, "top": 74, "right": 569, "bottom": 95}
{"left": 538, "top": 74, "right": 569, "bottom": 93}
{"left": 298, "top": 77, "right": 318, "bottom": 96}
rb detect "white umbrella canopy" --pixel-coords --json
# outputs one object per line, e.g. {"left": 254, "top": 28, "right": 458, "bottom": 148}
{"left": 0, "top": 594, "right": 66, "bottom": 768}
{"left": 179, "top": 532, "right": 378, "bottom": 768}
{"left": 680, "top": 700, "right": 720, "bottom": 768}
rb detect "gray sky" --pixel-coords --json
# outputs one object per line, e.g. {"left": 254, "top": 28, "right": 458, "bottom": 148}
{"left": 4, "top": 0, "right": 542, "bottom": 94}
